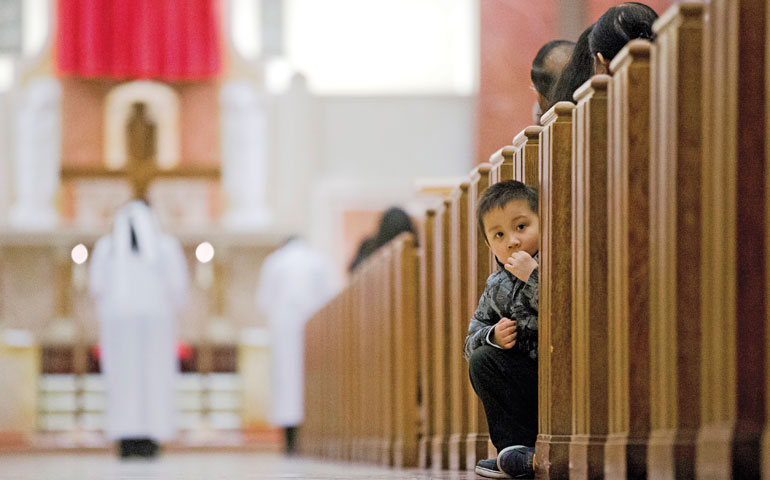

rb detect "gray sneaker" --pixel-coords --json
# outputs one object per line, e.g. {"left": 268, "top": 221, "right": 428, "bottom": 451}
{"left": 496, "top": 445, "right": 535, "bottom": 479}
{"left": 475, "top": 457, "right": 512, "bottom": 478}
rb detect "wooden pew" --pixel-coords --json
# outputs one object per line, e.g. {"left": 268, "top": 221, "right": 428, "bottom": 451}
{"left": 331, "top": 297, "right": 342, "bottom": 458}
{"left": 512, "top": 126, "right": 542, "bottom": 186}
{"left": 697, "top": 0, "right": 768, "bottom": 478}
{"left": 605, "top": 39, "right": 653, "bottom": 479}
{"left": 448, "top": 183, "right": 471, "bottom": 470}
{"left": 378, "top": 245, "right": 394, "bottom": 465}
{"left": 391, "top": 233, "right": 420, "bottom": 468}
{"left": 489, "top": 146, "right": 514, "bottom": 184}
{"left": 365, "top": 256, "right": 381, "bottom": 462}
{"left": 353, "top": 265, "right": 366, "bottom": 460}
{"left": 431, "top": 198, "right": 453, "bottom": 470}
{"left": 418, "top": 206, "right": 437, "bottom": 468}
{"left": 317, "top": 300, "right": 329, "bottom": 458}
{"left": 465, "top": 163, "right": 493, "bottom": 469}
{"left": 535, "top": 101, "right": 575, "bottom": 478}
{"left": 341, "top": 286, "right": 353, "bottom": 460}
{"left": 569, "top": 74, "right": 610, "bottom": 479}
{"left": 647, "top": 4, "right": 704, "bottom": 479}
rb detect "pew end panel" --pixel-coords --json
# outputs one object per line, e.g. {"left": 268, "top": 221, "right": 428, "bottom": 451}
{"left": 605, "top": 39, "right": 653, "bottom": 480}
{"left": 647, "top": 4, "right": 705, "bottom": 479}
{"left": 536, "top": 101, "right": 576, "bottom": 479}
{"left": 512, "top": 126, "right": 543, "bottom": 187}
{"left": 569, "top": 74, "right": 611, "bottom": 480}
{"left": 464, "top": 163, "right": 493, "bottom": 470}
{"left": 448, "top": 183, "right": 471, "bottom": 471}
{"left": 489, "top": 146, "right": 515, "bottom": 184}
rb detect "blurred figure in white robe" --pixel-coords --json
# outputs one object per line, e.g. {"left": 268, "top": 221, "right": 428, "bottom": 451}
{"left": 255, "top": 237, "right": 339, "bottom": 454}
{"left": 89, "top": 200, "right": 188, "bottom": 458}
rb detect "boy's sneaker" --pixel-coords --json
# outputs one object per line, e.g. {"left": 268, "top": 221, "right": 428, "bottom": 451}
{"left": 497, "top": 445, "right": 535, "bottom": 478}
{"left": 475, "top": 457, "right": 512, "bottom": 478}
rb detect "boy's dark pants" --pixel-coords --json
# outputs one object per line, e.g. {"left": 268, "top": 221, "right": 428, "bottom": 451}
{"left": 469, "top": 345, "right": 538, "bottom": 453}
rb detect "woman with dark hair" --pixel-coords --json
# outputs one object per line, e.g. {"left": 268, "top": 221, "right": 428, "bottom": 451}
{"left": 373, "top": 207, "right": 415, "bottom": 248}
{"left": 547, "top": 2, "right": 658, "bottom": 109}
{"left": 590, "top": 2, "right": 658, "bottom": 73}
{"left": 348, "top": 207, "right": 416, "bottom": 273}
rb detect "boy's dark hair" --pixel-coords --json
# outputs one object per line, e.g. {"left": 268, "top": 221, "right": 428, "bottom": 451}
{"left": 531, "top": 40, "right": 575, "bottom": 99}
{"left": 477, "top": 180, "right": 538, "bottom": 238}
{"left": 589, "top": 2, "right": 658, "bottom": 62}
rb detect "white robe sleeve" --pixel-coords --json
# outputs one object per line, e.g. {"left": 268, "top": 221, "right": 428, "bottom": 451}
{"left": 88, "top": 237, "right": 111, "bottom": 300}
{"left": 255, "top": 254, "right": 280, "bottom": 315}
{"left": 161, "top": 236, "right": 189, "bottom": 311}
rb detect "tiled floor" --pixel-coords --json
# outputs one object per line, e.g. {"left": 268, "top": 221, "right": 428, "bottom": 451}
{"left": 0, "top": 452, "right": 484, "bottom": 479}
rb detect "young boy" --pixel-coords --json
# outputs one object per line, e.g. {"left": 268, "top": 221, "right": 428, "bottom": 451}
{"left": 463, "top": 180, "right": 539, "bottom": 479}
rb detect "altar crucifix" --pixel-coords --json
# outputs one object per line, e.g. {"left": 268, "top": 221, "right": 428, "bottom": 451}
{"left": 61, "top": 101, "right": 219, "bottom": 201}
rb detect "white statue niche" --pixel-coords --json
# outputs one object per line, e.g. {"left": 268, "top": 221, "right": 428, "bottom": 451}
{"left": 220, "top": 81, "right": 271, "bottom": 230}
{"left": 9, "top": 77, "right": 62, "bottom": 230}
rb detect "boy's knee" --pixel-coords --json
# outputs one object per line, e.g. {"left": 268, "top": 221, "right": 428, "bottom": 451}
{"left": 469, "top": 345, "right": 497, "bottom": 379}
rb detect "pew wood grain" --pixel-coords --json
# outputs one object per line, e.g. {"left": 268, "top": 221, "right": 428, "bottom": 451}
{"left": 464, "top": 164, "right": 493, "bottom": 469}
{"left": 569, "top": 74, "right": 610, "bottom": 480}
{"left": 647, "top": 5, "right": 704, "bottom": 479}
{"left": 605, "top": 40, "right": 653, "bottom": 480}
{"left": 536, "top": 101, "right": 576, "bottom": 479}
{"left": 512, "top": 126, "right": 542, "bottom": 187}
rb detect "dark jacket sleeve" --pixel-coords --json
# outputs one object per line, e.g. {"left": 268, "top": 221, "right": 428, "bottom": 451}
{"left": 463, "top": 275, "right": 501, "bottom": 361}
{"left": 512, "top": 268, "right": 538, "bottom": 357}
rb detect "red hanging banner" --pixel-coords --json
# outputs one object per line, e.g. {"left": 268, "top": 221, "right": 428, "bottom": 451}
{"left": 56, "top": 0, "right": 223, "bottom": 81}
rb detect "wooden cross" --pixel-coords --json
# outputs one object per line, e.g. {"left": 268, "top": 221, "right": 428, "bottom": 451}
{"left": 60, "top": 102, "right": 219, "bottom": 200}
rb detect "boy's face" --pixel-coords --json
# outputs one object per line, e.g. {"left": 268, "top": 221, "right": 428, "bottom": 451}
{"left": 482, "top": 199, "right": 540, "bottom": 264}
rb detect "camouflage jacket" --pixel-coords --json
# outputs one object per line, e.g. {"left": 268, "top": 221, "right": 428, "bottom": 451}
{"left": 463, "top": 256, "right": 539, "bottom": 361}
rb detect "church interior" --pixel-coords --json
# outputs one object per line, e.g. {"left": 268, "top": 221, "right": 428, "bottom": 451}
{"left": 1, "top": 0, "right": 768, "bottom": 478}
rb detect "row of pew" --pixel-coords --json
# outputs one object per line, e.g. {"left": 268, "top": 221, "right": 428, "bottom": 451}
{"left": 301, "top": 1, "right": 769, "bottom": 477}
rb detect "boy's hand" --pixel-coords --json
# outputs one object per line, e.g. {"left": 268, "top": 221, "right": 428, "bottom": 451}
{"left": 505, "top": 251, "right": 538, "bottom": 282}
{"left": 492, "top": 317, "right": 517, "bottom": 349}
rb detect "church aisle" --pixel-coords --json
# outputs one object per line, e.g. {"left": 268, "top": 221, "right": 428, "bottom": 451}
{"left": 0, "top": 452, "right": 480, "bottom": 479}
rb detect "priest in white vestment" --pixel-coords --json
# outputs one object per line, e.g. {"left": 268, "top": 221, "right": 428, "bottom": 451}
{"left": 89, "top": 200, "right": 188, "bottom": 458}
{"left": 255, "top": 237, "right": 339, "bottom": 454}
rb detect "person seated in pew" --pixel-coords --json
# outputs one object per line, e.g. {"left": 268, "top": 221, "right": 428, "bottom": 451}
{"left": 348, "top": 235, "right": 377, "bottom": 273}
{"left": 463, "top": 180, "right": 539, "bottom": 479}
{"left": 530, "top": 39, "right": 575, "bottom": 124}
{"left": 548, "top": 2, "right": 658, "bottom": 108}
{"left": 348, "top": 206, "right": 416, "bottom": 272}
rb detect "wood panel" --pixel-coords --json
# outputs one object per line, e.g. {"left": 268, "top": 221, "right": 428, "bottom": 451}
{"left": 448, "top": 184, "right": 471, "bottom": 471}
{"left": 464, "top": 163, "right": 492, "bottom": 469}
{"left": 605, "top": 40, "right": 653, "bottom": 480}
{"left": 391, "top": 234, "right": 420, "bottom": 468}
{"left": 536, "top": 101, "right": 575, "bottom": 479}
{"left": 342, "top": 288, "right": 353, "bottom": 460}
{"left": 417, "top": 207, "right": 437, "bottom": 468}
{"left": 647, "top": 4, "right": 704, "bottom": 479}
{"left": 378, "top": 247, "right": 394, "bottom": 465}
{"left": 512, "top": 126, "right": 542, "bottom": 187}
{"left": 431, "top": 199, "right": 453, "bottom": 470}
{"left": 697, "top": 0, "right": 768, "bottom": 478}
{"left": 569, "top": 74, "right": 610, "bottom": 480}
{"left": 489, "top": 146, "right": 514, "bottom": 185}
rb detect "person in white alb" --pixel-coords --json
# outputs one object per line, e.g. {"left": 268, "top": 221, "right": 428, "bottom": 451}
{"left": 255, "top": 237, "right": 340, "bottom": 454}
{"left": 89, "top": 200, "right": 188, "bottom": 458}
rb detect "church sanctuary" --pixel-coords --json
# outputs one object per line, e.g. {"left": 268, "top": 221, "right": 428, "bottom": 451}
{"left": 0, "top": 0, "right": 767, "bottom": 478}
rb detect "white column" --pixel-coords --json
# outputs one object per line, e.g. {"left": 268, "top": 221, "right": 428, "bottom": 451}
{"left": 220, "top": 80, "right": 272, "bottom": 230}
{"left": 9, "top": 76, "right": 61, "bottom": 230}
